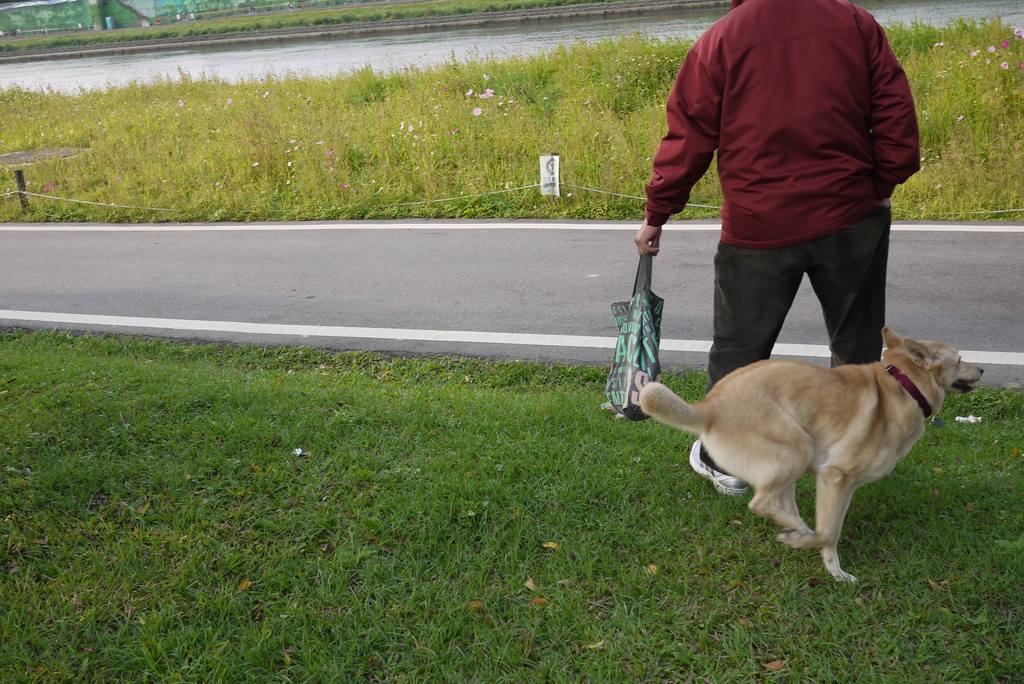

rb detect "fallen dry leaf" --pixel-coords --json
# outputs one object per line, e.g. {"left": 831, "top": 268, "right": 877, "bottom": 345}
{"left": 525, "top": 577, "right": 536, "bottom": 591}
{"left": 531, "top": 597, "right": 548, "bottom": 606}
{"left": 928, "top": 577, "right": 951, "bottom": 591}
{"left": 763, "top": 660, "right": 786, "bottom": 671}
{"left": 725, "top": 580, "right": 743, "bottom": 593}
{"left": 584, "top": 638, "right": 606, "bottom": 650}
{"left": 737, "top": 618, "right": 754, "bottom": 628}
{"left": 646, "top": 564, "right": 658, "bottom": 575}
{"left": 728, "top": 519, "right": 744, "bottom": 526}
{"left": 808, "top": 577, "right": 827, "bottom": 586}
{"left": 466, "top": 600, "right": 485, "bottom": 613}
{"left": 965, "top": 502, "right": 976, "bottom": 511}
{"left": 542, "top": 542, "right": 560, "bottom": 551}
{"left": 237, "top": 580, "right": 253, "bottom": 591}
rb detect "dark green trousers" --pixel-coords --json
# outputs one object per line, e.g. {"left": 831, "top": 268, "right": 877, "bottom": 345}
{"left": 707, "top": 206, "right": 892, "bottom": 391}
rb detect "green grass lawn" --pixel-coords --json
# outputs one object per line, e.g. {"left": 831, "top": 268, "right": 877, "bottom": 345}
{"left": 1, "top": 331, "right": 1021, "bottom": 681}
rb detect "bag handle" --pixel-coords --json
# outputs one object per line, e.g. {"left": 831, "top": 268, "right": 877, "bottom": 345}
{"left": 632, "top": 254, "right": 654, "bottom": 295}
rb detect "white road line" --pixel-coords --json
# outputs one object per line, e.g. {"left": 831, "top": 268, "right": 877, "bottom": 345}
{"left": 0, "top": 221, "right": 1022, "bottom": 232}
{"left": 2, "top": 310, "right": 1021, "bottom": 366}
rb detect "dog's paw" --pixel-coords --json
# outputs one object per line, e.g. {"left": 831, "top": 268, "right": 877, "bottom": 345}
{"left": 830, "top": 570, "right": 858, "bottom": 583}
{"left": 777, "top": 529, "right": 815, "bottom": 548}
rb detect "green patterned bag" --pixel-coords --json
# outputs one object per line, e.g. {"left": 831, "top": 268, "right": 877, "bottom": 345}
{"left": 605, "top": 254, "right": 663, "bottom": 421}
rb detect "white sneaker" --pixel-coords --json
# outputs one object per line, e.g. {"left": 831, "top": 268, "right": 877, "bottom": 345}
{"left": 689, "top": 440, "right": 747, "bottom": 496}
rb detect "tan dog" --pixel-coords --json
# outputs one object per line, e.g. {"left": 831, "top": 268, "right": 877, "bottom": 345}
{"left": 639, "top": 327, "right": 983, "bottom": 582}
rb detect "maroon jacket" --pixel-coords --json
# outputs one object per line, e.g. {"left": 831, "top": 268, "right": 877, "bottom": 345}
{"left": 645, "top": 0, "right": 920, "bottom": 248}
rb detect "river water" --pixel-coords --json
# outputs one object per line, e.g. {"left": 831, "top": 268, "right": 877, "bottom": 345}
{"left": 1, "top": 0, "right": 1022, "bottom": 93}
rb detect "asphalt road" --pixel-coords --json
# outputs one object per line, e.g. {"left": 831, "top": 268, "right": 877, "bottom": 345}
{"left": 1, "top": 219, "right": 1022, "bottom": 386}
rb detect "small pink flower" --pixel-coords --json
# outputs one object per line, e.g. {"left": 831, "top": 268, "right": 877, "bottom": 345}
{"left": 988, "top": 46, "right": 997, "bottom": 53}
{"left": 472, "top": 107, "right": 482, "bottom": 116}
{"left": 341, "top": 184, "right": 349, "bottom": 188}
{"left": 1019, "top": 62, "right": 1024, "bottom": 69}
{"left": 1001, "top": 61, "right": 1010, "bottom": 69}
{"left": 483, "top": 73, "right": 490, "bottom": 80}
{"left": 327, "top": 150, "right": 334, "bottom": 156}
{"left": 970, "top": 50, "right": 979, "bottom": 57}
{"left": 1002, "top": 40, "right": 1011, "bottom": 48}
{"left": 465, "top": 89, "right": 473, "bottom": 96}
{"left": 227, "top": 98, "right": 233, "bottom": 104}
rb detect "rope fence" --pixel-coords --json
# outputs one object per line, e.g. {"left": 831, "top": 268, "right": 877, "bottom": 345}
{"left": 0, "top": 189, "right": 174, "bottom": 212}
{"left": 3, "top": 180, "right": 1023, "bottom": 218}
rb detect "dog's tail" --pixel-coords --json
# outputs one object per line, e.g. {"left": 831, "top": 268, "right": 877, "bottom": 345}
{"left": 638, "top": 382, "right": 708, "bottom": 435}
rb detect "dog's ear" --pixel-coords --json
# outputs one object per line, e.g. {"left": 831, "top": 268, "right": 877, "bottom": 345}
{"left": 904, "top": 337, "right": 940, "bottom": 368}
{"left": 881, "top": 326, "right": 903, "bottom": 350}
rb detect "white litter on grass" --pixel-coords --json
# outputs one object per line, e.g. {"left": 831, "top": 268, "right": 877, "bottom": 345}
{"left": 4, "top": 466, "right": 32, "bottom": 474}
{"left": 955, "top": 415, "right": 983, "bottom": 424}
{"left": 293, "top": 448, "right": 304, "bottom": 456}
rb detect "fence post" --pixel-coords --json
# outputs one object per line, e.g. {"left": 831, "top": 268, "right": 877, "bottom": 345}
{"left": 14, "top": 169, "right": 29, "bottom": 210}
{"left": 540, "top": 153, "right": 560, "bottom": 198}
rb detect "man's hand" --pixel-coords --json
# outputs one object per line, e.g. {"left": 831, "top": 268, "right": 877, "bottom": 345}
{"left": 635, "top": 222, "right": 663, "bottom": 256}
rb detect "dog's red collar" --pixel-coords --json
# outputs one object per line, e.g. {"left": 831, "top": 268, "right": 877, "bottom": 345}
{"left": 886, "top": 364, "right": 933, "bottom": 418}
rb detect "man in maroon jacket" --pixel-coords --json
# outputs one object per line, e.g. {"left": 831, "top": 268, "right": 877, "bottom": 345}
{"left": 635, "top": 0, "right": 921, "bottom": 495}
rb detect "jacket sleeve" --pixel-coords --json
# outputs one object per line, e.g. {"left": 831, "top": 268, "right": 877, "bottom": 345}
{"left": 644, "top": 48, "right": 721, "bottom": 227}
{"left": 859, "top": 16, "right": 921, "bottom": 199}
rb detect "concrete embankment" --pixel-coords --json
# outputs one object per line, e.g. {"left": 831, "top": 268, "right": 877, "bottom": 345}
{"left": 0, "top": 0, "right": 728, "bottom": 64}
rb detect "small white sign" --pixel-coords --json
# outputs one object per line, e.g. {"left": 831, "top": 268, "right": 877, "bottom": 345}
{"left": 540, "top": 154, "right": 560, "bottom": 197}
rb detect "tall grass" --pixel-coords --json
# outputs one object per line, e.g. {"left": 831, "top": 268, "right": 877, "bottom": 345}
{"left": 0, "top": 19, "right": 1022, "bottom": 223}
